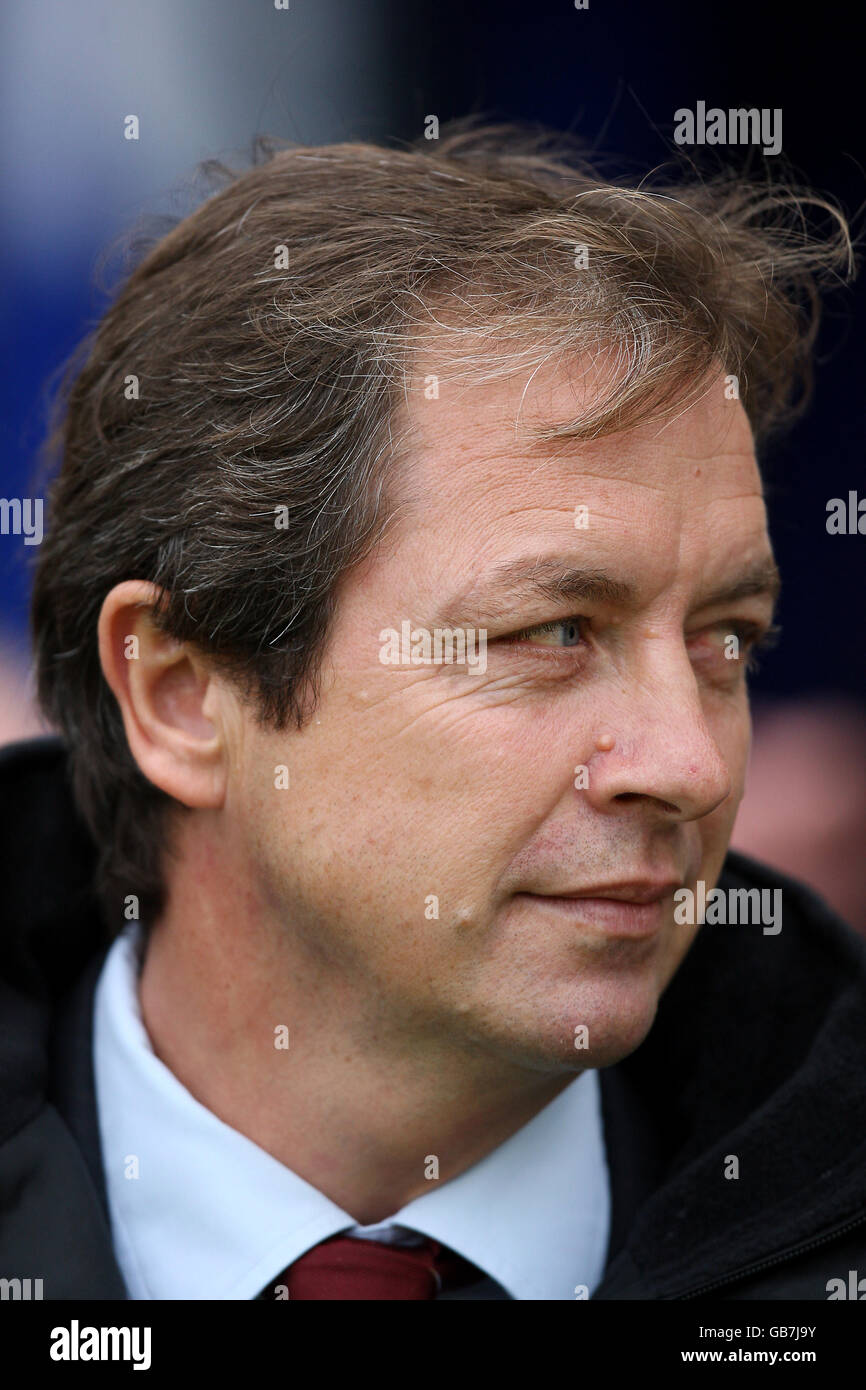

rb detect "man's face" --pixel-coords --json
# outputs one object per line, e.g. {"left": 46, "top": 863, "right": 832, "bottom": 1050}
{"left": 233, "top": 356, "right": 778, "bottom": 1072}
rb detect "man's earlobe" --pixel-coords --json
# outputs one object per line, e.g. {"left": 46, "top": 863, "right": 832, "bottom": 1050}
{"left": 97, "top": 580, "right": 227, "bottom": 809}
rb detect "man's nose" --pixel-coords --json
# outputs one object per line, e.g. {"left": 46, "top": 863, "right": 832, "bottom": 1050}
{"left": 583, "top": 650, "right": 734, "bottom": 823}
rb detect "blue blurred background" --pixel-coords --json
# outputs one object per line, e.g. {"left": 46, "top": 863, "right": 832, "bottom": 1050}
{"left": 2, "top": 0, "right": 864, "bottom": 925}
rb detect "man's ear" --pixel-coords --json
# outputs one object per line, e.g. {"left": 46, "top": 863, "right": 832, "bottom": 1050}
{"left": 97, "top": 580, "right": 228, "bottom": 809}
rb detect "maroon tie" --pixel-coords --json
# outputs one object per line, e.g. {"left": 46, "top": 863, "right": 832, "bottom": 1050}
{"left": 260, "top": 1232, "right": 482, "bottom": 1300}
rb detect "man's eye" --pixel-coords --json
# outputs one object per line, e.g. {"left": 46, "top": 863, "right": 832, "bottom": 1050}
{"left": 741, "top": 621, "right": 782, "bottom": 672}
{"left": 688, "top": 620, "right": 781, "bottom": 671}
{"left": 506, "top": 617, "right": 588, "bottom": 649}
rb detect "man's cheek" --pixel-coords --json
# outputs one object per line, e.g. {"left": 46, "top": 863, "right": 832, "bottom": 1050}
{"left": 377, "top": 682, "right": 558, "bottom": 781}
{"left": 699, "top": 796, "right": 739, "bottom": 854}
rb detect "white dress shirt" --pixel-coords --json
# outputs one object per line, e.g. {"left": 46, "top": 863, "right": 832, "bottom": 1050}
{"left": 93, "top": 921, "right": 611, "bottom": 1300}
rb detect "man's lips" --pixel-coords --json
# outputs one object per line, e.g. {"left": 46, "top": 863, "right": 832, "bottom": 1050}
{"left": 512, "top": 880, "right": 682, "bottom": 938}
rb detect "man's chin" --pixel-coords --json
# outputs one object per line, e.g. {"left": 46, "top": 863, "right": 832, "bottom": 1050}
{"left": 550, "top": 1007, "right": 660, "bottom": 1072}
{"left": 464, "top": 984, "right": 663, "bottom": 1074}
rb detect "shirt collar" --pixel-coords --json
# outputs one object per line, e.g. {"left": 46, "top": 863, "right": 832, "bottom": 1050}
{"left": 94, "top": 922, "right": 610, "bottom": 1300}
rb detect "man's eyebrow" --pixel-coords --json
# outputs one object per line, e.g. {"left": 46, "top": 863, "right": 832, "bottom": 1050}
{"left": 436, "top": 555, "right": 781, "bottom": 627}
{"left": 695, "top": 558, "right": 782, "bottom": 610}
{"left": 437, "top": 560, "right": 636, "bottom": 627}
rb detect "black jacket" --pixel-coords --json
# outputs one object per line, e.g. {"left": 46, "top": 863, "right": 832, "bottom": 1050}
{"left": 1, "top": 735, "right": 865, "bottom": 1300}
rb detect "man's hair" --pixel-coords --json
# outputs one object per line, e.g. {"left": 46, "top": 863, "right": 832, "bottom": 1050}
{"left": 31, "top": 119, "right": 853, "bottom": 929}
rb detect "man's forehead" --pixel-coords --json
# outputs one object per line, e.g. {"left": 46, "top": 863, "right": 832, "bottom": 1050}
{"left": 401, "top": 351, "right": 759, "bottom": 502}
{"left": 389, "top": 354, "right": 770, "bottom": 620}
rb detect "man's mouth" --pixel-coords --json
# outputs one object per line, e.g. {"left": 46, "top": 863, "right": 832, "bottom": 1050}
{"left": 513, "top": 879, "right": 681, "bottom": 939}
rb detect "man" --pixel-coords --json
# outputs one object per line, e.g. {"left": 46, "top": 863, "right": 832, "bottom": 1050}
{"left": 2, "top": 122, "right": 865, "bottom": 1301}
